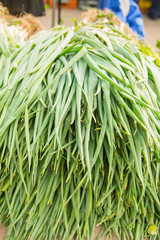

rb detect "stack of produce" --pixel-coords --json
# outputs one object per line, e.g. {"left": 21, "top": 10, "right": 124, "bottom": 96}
{"left": 0, "top": 2, "right": 42, "bottom": 41}
{"left": 81, "top": 8, "right": 160, "bottom": 68}
{"left": 81, "top": 8, "right": 139, "bottom": 42}
{"left": 0, "top": 19, "right": 160, "bottom": 240}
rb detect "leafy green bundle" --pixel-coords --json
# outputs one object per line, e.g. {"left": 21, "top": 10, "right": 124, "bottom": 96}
{"left": 0, "top": 22, "right": 160, "bottom": 240}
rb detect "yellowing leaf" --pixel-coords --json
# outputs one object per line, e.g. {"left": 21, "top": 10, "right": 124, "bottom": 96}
{"left": 148, "top": 225, "right": 158, "bottom": 235}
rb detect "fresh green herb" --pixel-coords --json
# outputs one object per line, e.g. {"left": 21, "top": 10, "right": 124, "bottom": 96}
{"left": 0, "top": 22, "right": 160, "bottom": 240}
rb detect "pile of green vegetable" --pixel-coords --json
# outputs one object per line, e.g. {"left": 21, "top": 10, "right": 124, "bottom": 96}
{"left": 0, "top": 21, "right": 160, "bottom": 240}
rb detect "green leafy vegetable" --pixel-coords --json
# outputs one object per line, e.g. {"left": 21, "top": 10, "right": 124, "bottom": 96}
{"left": 0, "top": 22, "right": 160, "bottom": 240}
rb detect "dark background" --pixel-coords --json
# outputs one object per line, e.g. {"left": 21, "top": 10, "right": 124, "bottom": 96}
{"left": 1, "top": 0, "right": 45, "bottom": 16}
